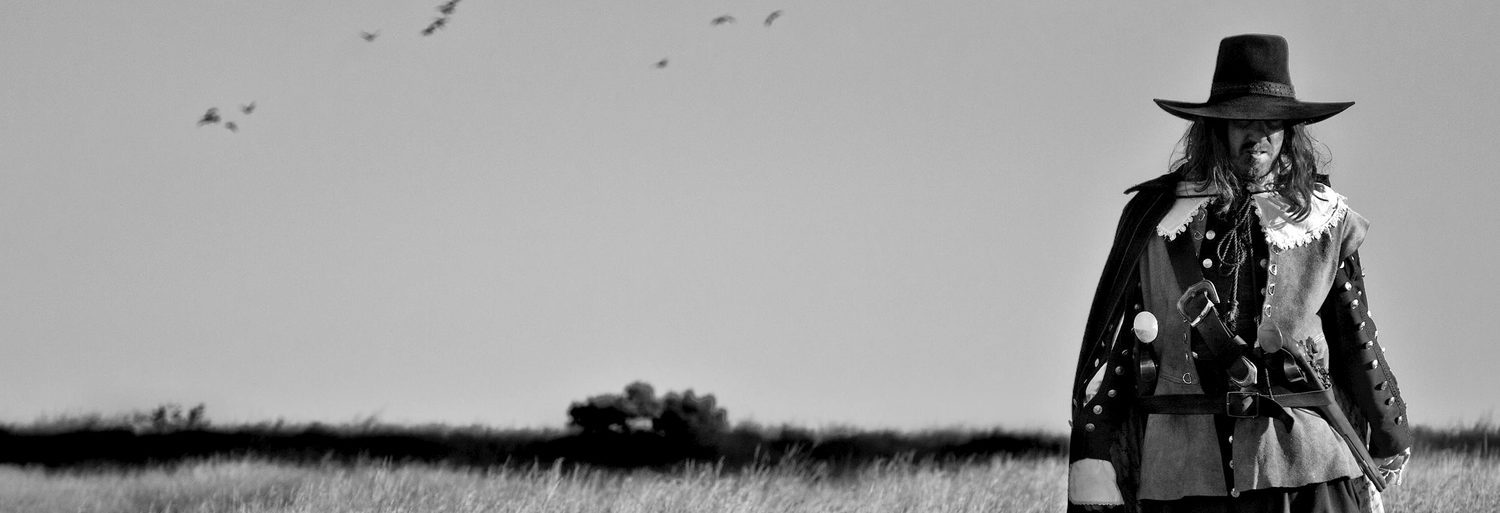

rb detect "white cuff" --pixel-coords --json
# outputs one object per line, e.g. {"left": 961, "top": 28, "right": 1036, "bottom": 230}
{"left": 1068, "top": 458, "right": 1124, "bottom": 506}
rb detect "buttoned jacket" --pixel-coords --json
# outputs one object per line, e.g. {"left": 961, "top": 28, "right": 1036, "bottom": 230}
{"left": 1065, "top": 173, "right": 1412, "bottom": 512}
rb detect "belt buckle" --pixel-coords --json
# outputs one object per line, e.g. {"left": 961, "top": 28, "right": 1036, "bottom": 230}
{"left": 1226, "top": 391, "right": 1259, "bottom": 418}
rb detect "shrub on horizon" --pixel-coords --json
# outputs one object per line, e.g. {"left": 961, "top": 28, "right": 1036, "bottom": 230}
{"left": 130, "top": 403, "right": 209, "bottom": 433}
{"left": 655, "top": 390, "right": 728, "bottom": 443}
{"left": 566, "top": 382, "right": 729, "bottom": 441}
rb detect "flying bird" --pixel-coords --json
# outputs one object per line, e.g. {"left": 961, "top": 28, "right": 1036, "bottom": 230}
{"left": 655, "top": 58, "right": 669, "bottom": 69}
{"left": 241, "top": 101, "right": 256, "bottom": 115}
{"left": 711, "top": 15, "right": 735, "bottom": 25}
{"left": 360, "top": 30, "right": 379, "bottom": 41}
{"left": 225, "top": 121, "right": 238, "bottom": 133}
{"left": 422, "top": 16, "right": 448, "bottom": 36}
{"left": 764, "top": 10, "right": 783, "bottom": 27}
{"left": 437, "top": 0, "right": 458, "bottom": 15}
{"left": 197, "top": 108, "right": 220, "bottom": 126}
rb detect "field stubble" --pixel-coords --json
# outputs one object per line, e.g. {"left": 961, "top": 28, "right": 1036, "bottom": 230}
{"left": 0, "top": 451, "right": 1494, "bottom": 513}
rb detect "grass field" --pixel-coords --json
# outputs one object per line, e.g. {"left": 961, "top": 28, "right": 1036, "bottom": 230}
{"left": 0, "top": 451, "right": 1495, "bottom": 513}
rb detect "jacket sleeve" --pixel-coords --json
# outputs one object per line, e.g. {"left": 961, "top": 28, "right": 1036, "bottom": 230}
{"left": 1068, "top": 285, "right": 1144, "bottom": 512}
{"left": 1320, "top": 250, "right": 1412, "bottom": 459}
{"left": 1071, "top": 285, "right": 1142, "bottom": 460}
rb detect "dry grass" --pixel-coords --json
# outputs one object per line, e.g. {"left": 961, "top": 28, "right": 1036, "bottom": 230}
{"left": 0, "top": 457, "right": 1062, "bottom": 513}
{"left": 0, "top": 452, "right": 1494, "bottom": 513}
{"left": 1377, "top": 450, "right": 1500, "bottom": 512}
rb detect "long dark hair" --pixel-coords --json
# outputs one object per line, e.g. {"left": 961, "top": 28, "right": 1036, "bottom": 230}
{"left": 1171, "top": 119, "right": 1328, "bottom": 222}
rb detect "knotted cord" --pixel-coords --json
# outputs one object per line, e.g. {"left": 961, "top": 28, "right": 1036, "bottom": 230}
{"left": 1213, "top": 196, "right": 1258, "bottom": 333}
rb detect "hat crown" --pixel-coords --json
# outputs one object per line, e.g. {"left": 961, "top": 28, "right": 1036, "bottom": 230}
{"left": 1153, "top": 34, "right": 1352, "bottom": 124}
{"left": 1209, "top": 34, "right": 1294, "bottom": 100}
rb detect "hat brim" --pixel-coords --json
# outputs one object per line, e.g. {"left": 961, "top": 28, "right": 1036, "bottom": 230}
{"left": 1154, "top": 96, "right": 1353, "bottom": 124}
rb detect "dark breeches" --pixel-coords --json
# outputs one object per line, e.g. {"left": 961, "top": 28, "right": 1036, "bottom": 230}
{"left": 1139, "top": 477, "right": 1367, "bottom": 513}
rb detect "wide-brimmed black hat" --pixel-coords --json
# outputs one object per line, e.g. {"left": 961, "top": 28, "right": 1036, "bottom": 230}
{"left": 1154, "top": 34, "right": 1353, "bottom": 124}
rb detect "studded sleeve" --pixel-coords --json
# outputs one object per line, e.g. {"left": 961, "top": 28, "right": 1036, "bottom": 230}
{"left": 1067, "top": 282, "right": 1144, "bottom": 511}
{"left": 1071, "top": 282, "right": 1144, "bottom": 460}
{"left": 1320, "top": 251, "right": 1412, "bottom": 459}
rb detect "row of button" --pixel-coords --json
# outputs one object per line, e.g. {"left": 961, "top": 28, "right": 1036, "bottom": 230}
{"left": 1346, "top": 266, "right": 1405, "bottom": 426}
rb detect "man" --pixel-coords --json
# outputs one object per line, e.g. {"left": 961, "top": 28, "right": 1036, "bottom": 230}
{"left": 1066, "top": 34, "right": 1413, "bottom": 513}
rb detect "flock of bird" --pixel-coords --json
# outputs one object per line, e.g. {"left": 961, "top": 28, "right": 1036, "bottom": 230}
{"left": 196, "top": 102, "right": 254, "bottom": 132}
{"left": 198, "top": 4, "right": 783, "bottom": 130}
{"left": 711, "top": 10, "right": 783, "bottom": 27}
{"left": 660, "top": 10, "right": 784, "bottom": 69}
{"left": 420, "top": 0, "right": 463, "bottom": 36}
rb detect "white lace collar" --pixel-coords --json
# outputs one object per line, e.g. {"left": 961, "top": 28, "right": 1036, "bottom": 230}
{"left": 1156, "top": 181, "right": 1350, "bottom": 251}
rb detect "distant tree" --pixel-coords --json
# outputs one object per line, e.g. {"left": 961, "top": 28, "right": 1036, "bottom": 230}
{"left": 655, "top": 390, "right": 728, "bottom": 442}
{"left": 131, "top": 403, "right": 210, "bottom": 433}
{"left": 566, "top": 382, "right": 727, "bottom": 442}
{"left": 567, "top": 396, "right": 630, "bottom": 434}
{"left": 567, "top": 381, "right": 661, "bottom": 434}
{"left": 622, "top": 382, "right": 664, "bottom": 419}
{"left": 187, "top": 403, "right": 208, "bottom": 428}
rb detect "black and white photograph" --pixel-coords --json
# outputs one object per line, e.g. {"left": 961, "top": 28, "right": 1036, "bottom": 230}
{"left": 2, "top": 1, "right": 1497, "bottom": 511}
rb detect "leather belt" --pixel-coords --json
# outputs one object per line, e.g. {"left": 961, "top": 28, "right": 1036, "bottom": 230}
{"left": 1137, "top": 389, "right": 1331, "bottom": 417}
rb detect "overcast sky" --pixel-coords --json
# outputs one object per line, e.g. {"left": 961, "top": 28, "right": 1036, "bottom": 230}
{"left": 4, "top": 1, "right": 1499, "bottom": 432}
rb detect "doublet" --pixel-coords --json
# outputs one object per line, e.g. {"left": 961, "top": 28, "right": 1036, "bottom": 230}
{"left": 1066, "top": 175, "right": 1412, "bottom": 511}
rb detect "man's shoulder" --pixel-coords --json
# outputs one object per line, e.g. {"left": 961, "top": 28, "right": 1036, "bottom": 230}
{"left": 1102, "top": 173, "right": 1182, "bottom": 244}
{"left": 1123, "top": 172, "right": 1181, "bottom": 195}
{"left": 1118, "top": 173, "right": 1182, "bottom": 217}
